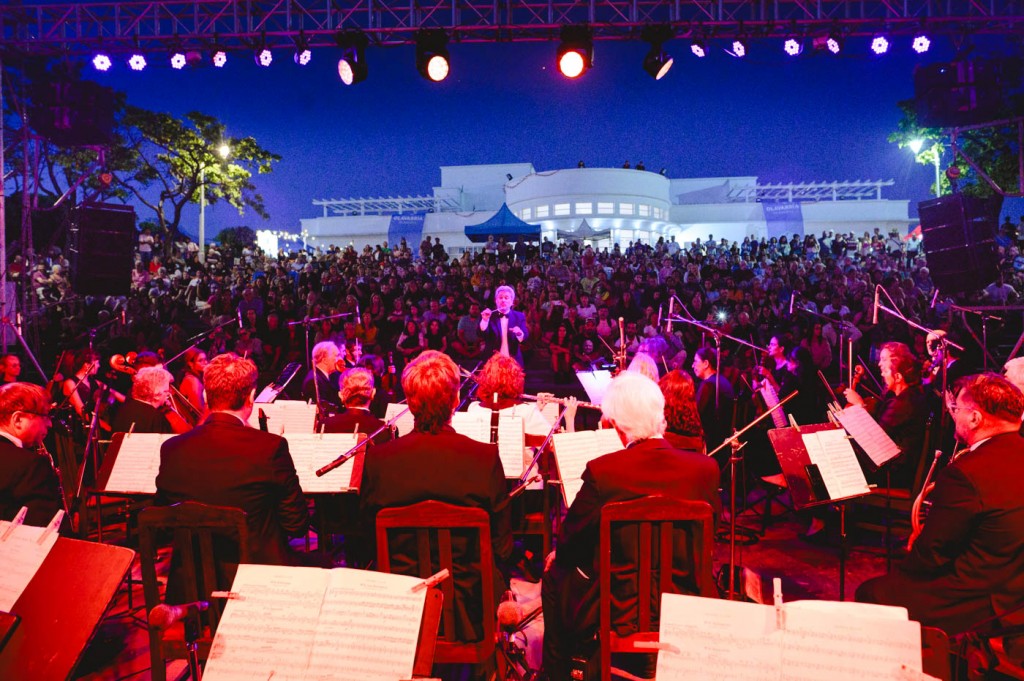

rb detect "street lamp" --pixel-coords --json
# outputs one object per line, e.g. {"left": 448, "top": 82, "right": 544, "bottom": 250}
{"left": 198, "top": 143, "right": 231, "bottom": 264}
{"left": 909, "top": 138, "right": 942, "bottom": 198}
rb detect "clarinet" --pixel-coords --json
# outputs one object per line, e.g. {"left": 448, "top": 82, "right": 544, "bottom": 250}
{"left": 38, "top": 442, "right": 72, "bottom": 519}
{"left": 490, "top": 392, "right": 500, "bottom": 444}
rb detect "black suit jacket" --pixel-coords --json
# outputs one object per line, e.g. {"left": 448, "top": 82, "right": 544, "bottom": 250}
{"left": 360, "top": 426, "right": 511, "bottom": 641}
{"left": 481, "top": 309, "right": 528, "bottom": 367}
{"left": 155, "top": 412, "right": 310, "bottom": 565}
{"left": 0, "top": 437, "right": 62, "bottom": 526}
{"left": 301, "top": 368, "right": 341, "bottom": 413}
{"left": 111, "top": 398, "right": 173, "bottom": 435}
{"left": 901, "top": 430, "right": 1024, "bottom": 632}
{"left": 322, "top": 407, "right": 393, "bottom": 446}
{"left": 555, "top": 437, "right": 721, "bottom": 635}
{"left": 695, "top": 373, "right": 735, "bottom": 453}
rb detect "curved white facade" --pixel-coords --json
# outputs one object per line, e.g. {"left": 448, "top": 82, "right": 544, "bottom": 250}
{"left": 300, "top": 163, "right": 912, "bottom": 253}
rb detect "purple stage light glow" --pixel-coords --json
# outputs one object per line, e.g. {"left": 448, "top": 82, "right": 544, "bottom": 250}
{"left": 170, "top": 52, "right": 187, "bottom": 69}
{"left": 783, "top": 39, "right": 802, "bottom": 56}
{"left": 690, "top": 42, "right": 706, "bottom": 58}
{"left": 128, "top": 54, "right": 147, "bottom": 71}
{"left": 295, "top": 49, "right": 312, "bottom": 66}
{"left": 213, "top": 51, "right": 228, "bottom": 67}
{"left": 871, "top": 36, "right": 890, "bottom": 54}
{"left": 730, "top": 39, "right": 747, "bottom": 57}
{"left": 912, "top": 35, "right": 931, "bottom": 53}
{"left": 92, "top": 54, "right": 112, "bottom": 71}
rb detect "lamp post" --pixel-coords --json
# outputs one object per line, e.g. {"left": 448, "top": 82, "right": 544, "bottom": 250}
{"left": 198, "top": 142, "right": 231, "bottom": 265}
{"left": 908, "top": 139, "right": 942, "bottom": 198}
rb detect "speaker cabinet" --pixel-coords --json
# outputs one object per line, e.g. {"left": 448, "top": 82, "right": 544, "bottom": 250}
{"left": 919, "top": 193, "right": 1003, "bottom": 295}
{"left": 71, "top": 203, "right": 136, "bottom": 296}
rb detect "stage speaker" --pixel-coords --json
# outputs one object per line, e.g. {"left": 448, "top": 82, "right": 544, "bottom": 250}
{"left": 914, "top": 60, "right": 1004, "bottom": 127}
{"left": 28, "top": 78, "right": 115, "bottom": 147}
{"left": 919, "top": 193, "right": 1003, "bottom": 295}
{"left": 71, "top": 203, "right": 135, "bottom": 296}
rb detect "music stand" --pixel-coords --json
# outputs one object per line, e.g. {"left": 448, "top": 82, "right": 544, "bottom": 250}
{"left": 768, "top": 423, "right": 872, "bottom": 601}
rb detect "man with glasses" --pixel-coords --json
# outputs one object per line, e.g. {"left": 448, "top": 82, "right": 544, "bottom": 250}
{"left": 856, "top": 373, "right": 1024, "bottom": 642}
{"left": 0, "top": 382, "right": 62, "bottom": 525}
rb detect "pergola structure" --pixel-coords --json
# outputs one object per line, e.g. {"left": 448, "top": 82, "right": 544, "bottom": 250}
{"left": 0, "top": 0, "right": 1021, "bottom": 56}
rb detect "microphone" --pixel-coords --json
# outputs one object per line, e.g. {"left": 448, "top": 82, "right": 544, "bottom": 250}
{"left": 258, "top": 408, "right": 268, "bottom": 432}
{"left": 665, "top": 297, "right": 674, "bottom": 333}
{"left": 148, "top": 601, "right": 209, "bottom": 632}
{"left": 497, "top": 596, "right": 525, "bottom": 632}
{"left": 315, "top": 450, "right": 357, "bottom": 477}
{"left": 872, "top": 286, "right": 880, "bottom": 325}
{"left": 789, "top": 291, "right": 796, "bottom": 316}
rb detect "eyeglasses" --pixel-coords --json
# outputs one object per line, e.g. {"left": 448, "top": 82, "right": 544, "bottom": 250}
{"left": 946, "top": 402, "right": 975, "bottom": 416}
{"left": 18, "top": 411, "right": 51, "bottom": 421}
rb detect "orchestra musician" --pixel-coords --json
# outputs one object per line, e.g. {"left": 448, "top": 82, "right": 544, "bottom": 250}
{"left": 155, "top": 353, "right": 310, "bottom": 567}
{"left": 467, "top": 353, "right": 577, "bottom": 438}
{"left": 479, "top": 285, "right": 528, "bottom": 368}
{"left": 111, "top": 366, "right": 191, "bottom": 435}
{"left": 0, "top": 354, "right": 22, "bottom": 386}
{"left": 843, "top": 341, "right": 928, "bottom": 488}
{"left": 321, "top": 367, "right": 393, "bottom": 446}
{"left": 0, "top": 383, "right": 63, "bottom": 526}
{"left": 691, "top": 345, "right": 735, "bottom": 457}
{"left": 301, "top": 341, "right": 342, "bottom": 414}
{"left": 659, "top": 369, "right": 706, "bottom": 455}
{"left": 61, "top": 348, "right": 125, "bottom": 434}
{"left": 359, "top": 350, "right": 512, "bottom": 642}
{"left": 541, "top": 372, "right": 721, "bottom": 679}
{"left": 856, "top": 373, "right": 1024, "bottom": 642}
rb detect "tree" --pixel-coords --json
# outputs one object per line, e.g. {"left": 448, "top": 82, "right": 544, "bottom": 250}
{"left": 890, "top": 99, "right": 1022, "bottom": 198}
{"left": 217, "top": 226, "right": 257, "bottom": 250}
{"left": 114, "top": 107, "right": 281, "bottom": 253}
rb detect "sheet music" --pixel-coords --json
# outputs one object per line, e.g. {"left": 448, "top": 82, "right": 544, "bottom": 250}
{"left": 552, "top": 429, "right": 623, "bottom": 507}
{"left": 247, "top": 400, "right": 318, "bottom": 435}
{"left": 576, "top": 369, "right": 612, "bottom": 406}
{"left": 801, "top": 429, "right": 870, "bottom": 500}
{"left": 203, "top": 564, "right": 328, "bottom": 681}
{"left": 307, "top": 568, "right": 426, "bottom": 681}
{"left": 0, "top": 522, "right": 60, "bottom": 611}
{"left": 835, "top": 405, "right": 902, "bottom": 467}
{"left": 385, "top": 403, "right": 415, "bottom": 437}
{"left": 204, "top": 564, "right": 426, "bottom": 681}
{"left": 283, "top": 433, "right": 362, "bottom": 493}
{"left": 656, "top": 593, "right": 922, "bottom": 681}
{"left": 104, "top": 433, "right": 175, "bottom": 494}
{"left": 451, "top": 412, "right": 525, "bottom": 478}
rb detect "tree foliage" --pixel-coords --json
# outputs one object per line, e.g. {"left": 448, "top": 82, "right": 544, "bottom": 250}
{"left": 217, "top": 225, "right": 257, "bottom": 249}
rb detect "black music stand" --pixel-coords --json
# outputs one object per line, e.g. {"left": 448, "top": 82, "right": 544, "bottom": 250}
{"left": 0, "top": 537, "right": 134, "bottom": 680}
{"left": 768, "top": 423, "right": 872, "bottom": 601}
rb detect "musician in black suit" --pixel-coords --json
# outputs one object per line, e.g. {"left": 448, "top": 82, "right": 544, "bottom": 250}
{"left": 156, "top": 353, "right": 310, "bottom": 566}
{"left": 322, "top": 367, "right": 393, "bottom": 446}
{"left": 692, "top": 345, "right": 735, "bottom": 456}
{"left": 541, "top": 372, "right": 722, "bottom": 679}
{"left": 0, "top": 383, "right": 63, "bottom": 526}
{"left": 857, "top": 373, "right": 1024, "bottom": 640}
{"left": 479, "top": 285, "right": 529, "bottom": 368}
{"left": 301, "top": 341, "right": 342, "bottom": 413}
{"left": 111, "top": 366, "right": 187, "bottom": 435}
{"left": 360, "top": 350, "right": 511, "bottom": 643}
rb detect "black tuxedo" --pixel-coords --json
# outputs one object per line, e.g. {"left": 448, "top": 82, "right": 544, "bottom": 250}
{"left": 0, "top": 436, "right": 62, "bottom": 527}
{"left": 695, "top": 373, "right": 735, "bottom": 454}
{"left": 155, "top": 412, "right": 310, "bottom": 566}
{"left": 480, "top": 309, "right": 528, "bottom": 367}
{"left": 301, "top": 368, "right": 341, "bottom": 413}
{"left": 360, "top": 426, "right": 511, "bottom": 642}
{"left": 322, "top": 407, "right": 393, "bottom": 446}
{"left": 857, "top": 431, "right": 1024, "bottom": 636}
{"left": 542, "top": 437, "right": 721, "bottom": 677}
{"left": 111, "top": 398, "right": 174, "bottom": 434}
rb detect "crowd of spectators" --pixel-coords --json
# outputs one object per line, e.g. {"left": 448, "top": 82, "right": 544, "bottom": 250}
{"left": 12, "top": 217, "right": 1024, "bottom": 392}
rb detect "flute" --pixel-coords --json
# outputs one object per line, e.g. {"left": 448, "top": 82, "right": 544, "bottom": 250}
{"left": 520, "top": 393, "right": 602, "bottom": 411}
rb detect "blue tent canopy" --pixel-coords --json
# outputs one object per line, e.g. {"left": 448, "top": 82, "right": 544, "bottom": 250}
{"left": 463, "top": 203, "right": 541, "bottom": 243}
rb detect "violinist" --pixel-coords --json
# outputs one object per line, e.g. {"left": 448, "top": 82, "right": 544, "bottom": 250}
{"left": 856, "top": 373, "right": 1024, "bottom": 640}
{"left": 692, "top": 345, "right": 735, "bottom": 457}
{"left": 301, "top": 341, "right": 342, "bottom": 414}
{"left": 61, "top": 348, "right": 125, "bottom": 434}
{"left": 111, "top": 366, "right": 190, "bottom": 434}
{"left": 843, "top": 341, "right": 928, "bottom": 487}
{"left": 179, "top": 348, "right": 208, "bottom": 420}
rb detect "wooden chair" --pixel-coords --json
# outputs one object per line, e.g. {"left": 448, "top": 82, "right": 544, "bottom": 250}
{"left": 375, "top": 500, "right": 497, "bottom": 667}
{"left": 595, "top": 496, "right": 717, "bottom": 681}
{"left": 137, "top": 502, "right": 249, "bottom": 681}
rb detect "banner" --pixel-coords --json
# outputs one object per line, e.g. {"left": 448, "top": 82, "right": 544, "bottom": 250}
{"left": 387, "top": 213, "right": 426, "bottom": 250}
{"left": 762, "top": 201, "right": 804, "bottom": 239}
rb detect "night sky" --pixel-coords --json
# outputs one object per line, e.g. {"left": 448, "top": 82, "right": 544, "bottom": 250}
{"left": 92, "top": 34, "right": 1023, "bottom": 240}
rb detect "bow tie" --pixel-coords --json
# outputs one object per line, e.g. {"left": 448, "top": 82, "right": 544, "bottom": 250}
{"left": 495, "top": 312, "right": 507, "bottom": 319}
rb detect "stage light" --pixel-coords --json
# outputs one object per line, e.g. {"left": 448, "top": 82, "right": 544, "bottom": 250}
{"left": 912, "top": 34, "right": 931, "bottom": 53}
{"left": 871, "top": 35, "right": 890, "bottom": 55}
{"left": 690, "top": 38, "right": 707, "bottom": 58}
{"left": 641, "top": 25, "right": 674, "bottom": 80}
{"left": 92, "top": 53, "right": 112, "bottom": 72}
{"left": 212, "top": 50, "right": 228, "bottom": 67}
{"left": 335, "top": 30, "right": 369, "bottom": 85}
{"left": 170, "top": 51, "right": 187, "bottom": 69}
{"left": 255, "top": 48, "right": 273, "bottom": 67}
{"left": 729, "top": 37, "right": 748, "bottom": 58}
{"left": 294, "top": 33, "right": 312, "bottom": 65}
{"left": 557, "top": 25, "right": 593, "bottom": 78}
{"left": 826, "top": 33, "right": 843, "bottom": 54}
{"left": 783, "top": 38, "right": 803, "bottom": 56}
{"left": 128, "top": 53, "right": 147, "bottom": 71}
{"left": 415, "top": 29, "right": 450, "bottom": 82}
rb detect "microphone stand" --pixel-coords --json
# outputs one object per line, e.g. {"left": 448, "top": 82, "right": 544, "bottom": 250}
{"left": 707, "top": 391, "right": 797, "bottom": 601}
{"left": 163, "top": 315, "right": 242, "bottom": 367}
{"left": 287, "top": 311, "right": 352, "bottom": 372}
{"left": 315, "top": 402, "right": 409, "bottom": 477}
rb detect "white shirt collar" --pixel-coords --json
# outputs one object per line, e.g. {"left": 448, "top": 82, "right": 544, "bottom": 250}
{"left": 0, "top": 429, "right": 24, "bottom": 448}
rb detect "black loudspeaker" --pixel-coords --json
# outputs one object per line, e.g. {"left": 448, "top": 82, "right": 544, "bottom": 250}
{"left": 71, "top": 203, "right": 135, "bottom": 296}
{"left": 28, "top": 78, "right": 115, "bottom": 147}
{"left": 919, "top": 193, "right": 1003, "bottom": 295}
{"left": 914, "top": 60, "right": 1004, "bottom": 127}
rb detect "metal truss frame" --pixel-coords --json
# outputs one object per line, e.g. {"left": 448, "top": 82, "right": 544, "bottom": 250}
{"left": 1, "top": 0, "right": 1022, "bottom": 57}
{"left": 727, "top": 179, "right": 896, "bottom": 202}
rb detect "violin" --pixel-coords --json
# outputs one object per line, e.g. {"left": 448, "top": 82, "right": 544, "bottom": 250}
{"left": 841, "top": 365, "right": 879, "bottom": 412}
{"left": 110, "top": 352, "right": 200, "bottom": 428}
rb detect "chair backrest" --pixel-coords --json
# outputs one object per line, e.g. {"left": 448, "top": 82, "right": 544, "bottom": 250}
{"left": 375, "top": 500, "right": 496, "bottom": 665}
{"left": 137, "top": 501, "right": 249, "bottom": 681}
{"left": 598, "top": 496, "right": 716, "bottom": 681}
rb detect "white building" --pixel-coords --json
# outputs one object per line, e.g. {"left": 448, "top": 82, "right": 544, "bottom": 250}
{"left": 299, "top": 163, "right": 913, "bottom": 253}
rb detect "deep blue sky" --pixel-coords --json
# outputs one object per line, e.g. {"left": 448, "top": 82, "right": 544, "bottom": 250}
{"left": 92, "top": 35, "right": 1023, "bottom": 239}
